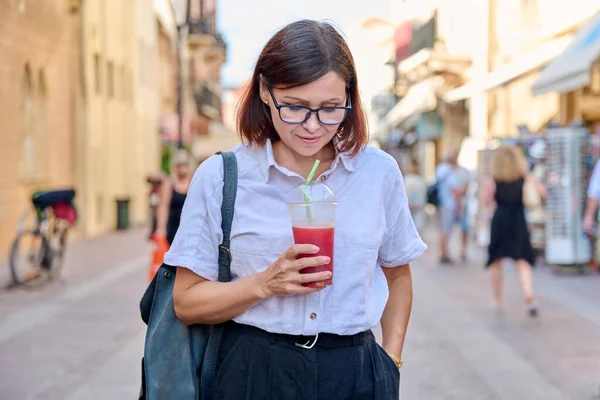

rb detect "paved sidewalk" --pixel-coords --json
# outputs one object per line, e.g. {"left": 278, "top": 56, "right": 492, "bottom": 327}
{"left": 0, "top": 225, "right": 599, "bottom": 399}
{"left": 0, "top": 227, "right": 151, "bottom": 400}
{"left": 399, "top": 229, "right": 600, "bottom": 399}
{"left": 0, "top": 227, "right": 151, "bottom": 305}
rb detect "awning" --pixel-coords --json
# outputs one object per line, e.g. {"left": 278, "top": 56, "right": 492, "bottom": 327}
{"left": 444, "top": 35, "right": 573, "bottom": 102}
{"left": 444, "top": 81, "right": 476, "bottom": 103}
{"left": 532, "top": 11, "right": 600, "bottom": 96}
{"left": 383, "top": 76, "right": 444, "bottom": 131}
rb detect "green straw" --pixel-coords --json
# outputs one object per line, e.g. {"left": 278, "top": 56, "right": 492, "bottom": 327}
{"left": 303, "top": 159, "right": 321, "bottom": 202}
{"left": 303, "top": 159, "right": 320, "bottom": 221}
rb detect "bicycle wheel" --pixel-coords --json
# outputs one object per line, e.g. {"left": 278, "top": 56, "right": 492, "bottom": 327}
{"left": 9, "top": 230, "right": 47, "bottom": 286}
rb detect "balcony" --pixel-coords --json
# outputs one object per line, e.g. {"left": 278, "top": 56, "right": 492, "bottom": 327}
{"left": 216, "top": 33, "right": 227, "bottom": 61}
{"left": 188, "top": 17, "right": 218, "bottom": 49}
{"left": 194, "top": 84, "right": 222, "bottom": 120}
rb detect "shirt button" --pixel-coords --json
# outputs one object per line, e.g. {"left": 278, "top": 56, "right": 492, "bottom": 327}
{"left": 310, "top": 312, "right": 317, "bottom": 320}
{"left": 320, "top": 175, "right": 327, "bottom": 182}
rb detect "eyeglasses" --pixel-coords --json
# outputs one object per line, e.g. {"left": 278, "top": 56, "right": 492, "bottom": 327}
{"left": 266, "top": 84, "right": 352, "bottom": 125}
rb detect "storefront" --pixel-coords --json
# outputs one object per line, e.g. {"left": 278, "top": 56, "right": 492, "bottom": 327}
{"left": 378, "top": 75, "right": 456, "bottom": 179}
{"left": 532, "top": 11, "right": 600, "bottom": 130}
{"left": 530, "top": 11, "right": 600, "bottom": 268}
{"left": 444, "top": 35, "right": 573, "bottom": 137}
{"left": 380, "top": 11, "right": 470, "bottom": 176}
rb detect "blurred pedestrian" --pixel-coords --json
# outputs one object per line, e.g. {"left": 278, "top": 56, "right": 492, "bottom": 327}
{"left": 454, "top": 164, "right": 471, "bottom": 260}
{"left": 155, "top": 150, "right": 193, "bottom": 246}
{"left": 583, "top": 158, "right": 600, "bottom": 271}
{"left": 483, "top": 146, "right": 546, "bottom": 316}
{"left": 583, "top": 158, "right": 600, "bottom": 235}
{"left": 146, "top": 172, "right": 165, "bottom": 240}
{"left": 435, "top": 150, "right": 463, "bottom": 264}
{"left": 403, "top": 159, "right": 427, "bottom": 232}
{"left": 164, "top": 20, "right": 426, "bottom": 399}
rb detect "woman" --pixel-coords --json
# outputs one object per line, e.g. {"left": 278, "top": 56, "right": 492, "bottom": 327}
{"left": 403, "top": 159, "right": 427, "bottom": 232}
{"left": 165, "top": 20, "right": 426, "bottom": 399}
{"left": 155, "top": 150, "right": 192, "bottom": 245}
{"left": 483, "top": 146, "right": 546, "bottom": 317}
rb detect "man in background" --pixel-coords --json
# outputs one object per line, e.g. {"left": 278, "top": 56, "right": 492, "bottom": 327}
{"left": 454, "top": 164, "right": 471, "bottom": 261}
{"left": 436, "top": 151, "right": 470, "bottom": 264}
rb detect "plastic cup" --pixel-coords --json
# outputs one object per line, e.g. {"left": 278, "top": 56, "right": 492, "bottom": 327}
{"left": 288, "top": 182, "right": 337, "bottom": 287}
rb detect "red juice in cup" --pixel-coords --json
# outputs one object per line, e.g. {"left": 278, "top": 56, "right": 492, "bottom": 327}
{"left": 292, "top": 226, "right": 334, "bottom": 286}
{"left": 288, "top": 179, "right": 337, "bottom": 288}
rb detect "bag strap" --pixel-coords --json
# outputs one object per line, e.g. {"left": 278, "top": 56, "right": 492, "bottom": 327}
{"left": 217, "top": 151, "right": 238, "bottom": 283}
{"left": 200, "top": 151, "right": 238, "bottom": 399}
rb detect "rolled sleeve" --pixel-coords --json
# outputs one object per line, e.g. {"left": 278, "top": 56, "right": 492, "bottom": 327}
{"left": 378, "top": 162, "right": 428, "bottom": 267}
{"left": 164, "top": 155, "right": 224, "bottom": 281}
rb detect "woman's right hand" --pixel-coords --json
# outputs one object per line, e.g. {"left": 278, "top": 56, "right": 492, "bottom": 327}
{"left": 258, "top": 244, "right": 332, "bottom": 297}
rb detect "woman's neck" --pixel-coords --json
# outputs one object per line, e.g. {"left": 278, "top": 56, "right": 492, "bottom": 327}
{"left": 174, "top": 175, "right": 191, "bottom": 187}
{"left": 272, "top": 141, "right": 336, "bottom": 179}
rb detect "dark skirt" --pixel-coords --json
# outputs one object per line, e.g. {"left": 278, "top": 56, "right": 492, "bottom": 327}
{"left": 487, "top": 205, "right": 535, "bottom": 266}
{"left": 216, "top": 322, "right": 400, "bottom": 400}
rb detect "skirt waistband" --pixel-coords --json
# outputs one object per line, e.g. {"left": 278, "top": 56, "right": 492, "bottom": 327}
{"left": 226, "top": 321, "right": 373, "bottom": 348}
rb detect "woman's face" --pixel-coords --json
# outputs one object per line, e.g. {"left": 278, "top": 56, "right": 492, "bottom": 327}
{"left": 175, "top": 162, "right": 190, "bottom": 178}
{"left": 261, "top": 71, "right": 348, "bottom": 158}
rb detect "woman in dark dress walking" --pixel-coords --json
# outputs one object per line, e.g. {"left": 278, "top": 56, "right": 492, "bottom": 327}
{"left": 483, "top": 146, "right": 546, "bottom": 316}
{"left": 156, "top": 150, "right": 193, "bottom": 245}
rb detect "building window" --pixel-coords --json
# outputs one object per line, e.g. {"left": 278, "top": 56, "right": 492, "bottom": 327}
{"left": 94, "top": 53, "right": 102, "bottom": 95}
{"left": 126, "top": 70, "right": 133, "bottom": 103}
{"left": 120, "top": 65, "right": 126, "bottom": 101}
{"left": 20, "top": 64, "right": 36, "bottom": 179}
{"left": 37, "top": 69, "right": 48, "bottom": 173}
{"left": 107, "top": 61, "right": 115, "bottom": 98}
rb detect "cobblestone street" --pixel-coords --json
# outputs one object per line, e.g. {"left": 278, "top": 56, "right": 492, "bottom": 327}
{"left": 0, "top": 227, "right": 599, "bottom": 399}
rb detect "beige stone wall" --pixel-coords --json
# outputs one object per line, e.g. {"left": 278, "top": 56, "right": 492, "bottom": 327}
{"left": 0, "top": 0, "right": 162, "bottom": 257}
{"left": 134, "top": 0, "right": 160, "bottom": 224}
{"left": 80, "top": 0, "right": 160, "bottom": 236}
{"left": 158, "top": 28, "right": 177, "bottom": 115}
{"left": 80, "top": 0, "right": 136, "bottom": 236}
{"left": 0, "top": 1, "right": 81, "bottom": 257}
{"left": 485, "top": 0, "right": 563, "bottom": 138}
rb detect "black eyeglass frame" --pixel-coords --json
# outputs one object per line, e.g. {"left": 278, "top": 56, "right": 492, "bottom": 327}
{"left": 265, "top": 84, "right": 352, "bottom": 126}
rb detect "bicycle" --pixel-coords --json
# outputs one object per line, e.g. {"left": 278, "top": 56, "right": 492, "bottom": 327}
{"left": 9, "top": 189, "right": 77, "bottom": 287}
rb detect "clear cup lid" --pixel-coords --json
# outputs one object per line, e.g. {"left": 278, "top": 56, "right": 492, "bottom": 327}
{"left": 288, "top": 180, "right": 336, "bottom": 205}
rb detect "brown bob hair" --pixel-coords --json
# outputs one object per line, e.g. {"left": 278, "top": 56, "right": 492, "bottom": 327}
{"left": 236, "top": 20, "right": 369, "bottom": 156}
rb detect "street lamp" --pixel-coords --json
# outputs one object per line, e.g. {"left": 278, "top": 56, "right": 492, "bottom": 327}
{"left": 171, "top": 0, "right": 189, "bottom": 149}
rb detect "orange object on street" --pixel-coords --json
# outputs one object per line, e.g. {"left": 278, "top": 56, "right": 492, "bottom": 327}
{"left": 149, "top": 236, "right": 169, "bottom": 282}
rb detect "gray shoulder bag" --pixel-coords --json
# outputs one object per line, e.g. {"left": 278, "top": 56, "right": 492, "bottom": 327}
{"left": 139, "top": 151, "right": 237, "bottom": 400}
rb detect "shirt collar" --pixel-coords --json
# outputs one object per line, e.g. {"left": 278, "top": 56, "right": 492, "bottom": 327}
{"left": 258, "top": 139, "right": 355, "bottom": 183}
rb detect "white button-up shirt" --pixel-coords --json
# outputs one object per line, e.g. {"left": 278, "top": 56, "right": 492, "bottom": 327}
{"left": 165, "top": 140, "right": 427, "bottom": 335}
